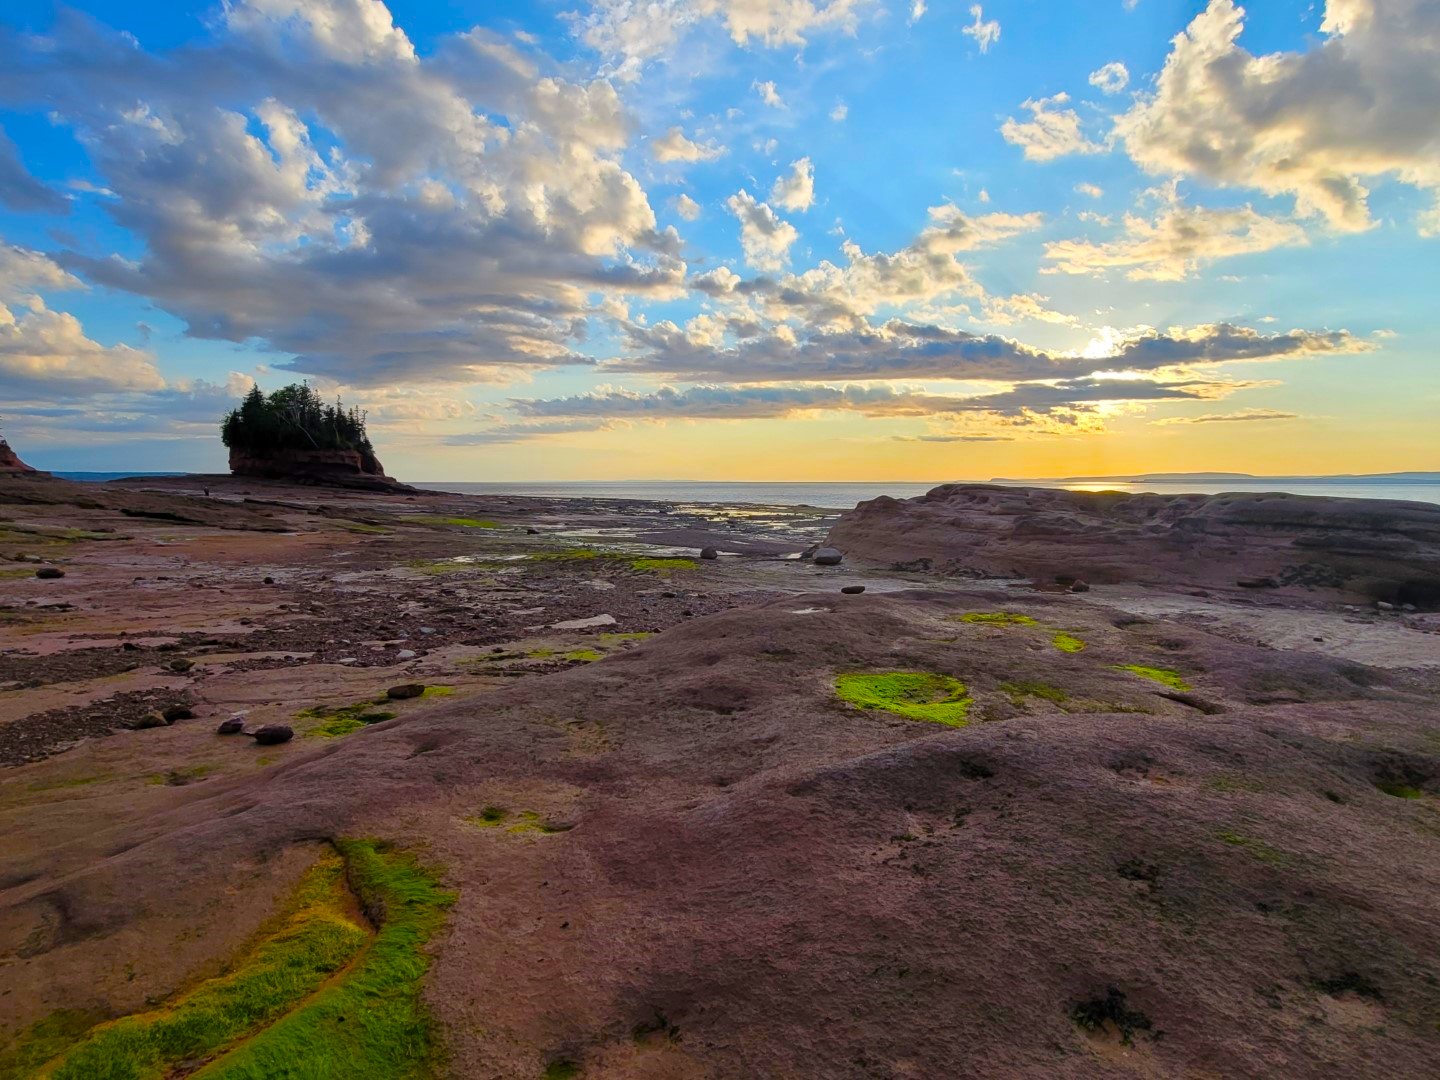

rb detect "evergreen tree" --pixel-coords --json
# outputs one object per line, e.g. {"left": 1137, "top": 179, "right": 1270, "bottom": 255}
{"left": 221, "top": 383, "right": 372, "bottom": 455}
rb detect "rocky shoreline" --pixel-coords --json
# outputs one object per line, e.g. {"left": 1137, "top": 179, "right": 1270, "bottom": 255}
{"left": 2, "top": 474, "right": 1439, "bottom": 1077}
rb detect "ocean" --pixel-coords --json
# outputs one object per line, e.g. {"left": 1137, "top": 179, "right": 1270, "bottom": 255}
{"left": 414, "top": 479, "right": 1440, "bottom": 510}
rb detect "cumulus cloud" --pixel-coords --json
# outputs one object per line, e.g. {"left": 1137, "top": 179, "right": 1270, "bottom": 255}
{"left": 2, "top": 1, "right": 684, "bottom": 388}
{"left": 725, "top": 190, "right": 799, "bottom": 270}
{"left": 909, "top": 1, "right": 927, "bottom": 26}
{"left": 0, "top": 129, "right": 67, "bottom": 214}
{"left": 674, "top": 194, "right": 702, "bottom": 220}
{"left": 963, "top": 5, "right": 1001, "bottom": 52}
{"left": 1075, "top": 182, "right": 1104, "bottom": 199}
{"left": 770, "top": 158, "right": 816, "bottom": 212}
{"left": 1044, "top": 193, "right": 1308, "bottom": 281}
{"left": 1001, "top": 93, "right": 1103, "bottom": 161}
{"left": 0, "top": 299, "right": 166, "bottom": 397}
{"left": 830, "top": 102, "right": 848, "bottom": 121}
{"left": 651, "top": 126, "right": 726, "bottom": 163}
{"left": 753, "top": 80, "right": 784, "bottom": 108}
{"left": 569, "top": 0, "right": 868, "bottom": 78}
{"left": 1115, "top": 0, "right": 1440, "bottom": 233}
{"left": 1088, "top": 62, "right": 1129, "bottom": 95}
{"left": 0, "top": 244, "right": 82, "bottom": 301}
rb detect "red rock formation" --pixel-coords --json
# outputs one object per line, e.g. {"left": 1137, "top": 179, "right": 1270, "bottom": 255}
{"left": 227, "top": 446, "right": 412, "bottom": 491}
{"left": 0, "top": 438, "right": 37, "bottom": 475}
{"left": 826, "top": 483, "right": 1440, "bottom": 607}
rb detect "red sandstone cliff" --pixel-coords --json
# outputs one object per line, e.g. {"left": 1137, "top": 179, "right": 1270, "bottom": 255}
{"left": 0, "top": 438, "right": 38, "bottom": 475}
{"left": 227, "top": 446, "right": 413, "bottom": 492}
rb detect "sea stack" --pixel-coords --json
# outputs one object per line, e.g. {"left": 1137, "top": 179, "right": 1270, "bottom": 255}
{"left": 0, "top": 437, "right": 40, "bottom": 476}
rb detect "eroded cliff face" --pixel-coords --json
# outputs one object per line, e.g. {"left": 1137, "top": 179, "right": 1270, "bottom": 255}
{"left": 228, "top": 446, "right": 411, "bottom": 491}
{"left": 826, "top": 483, "right": 1440, "bottom": 608}
{"left": 0, "top": 439, "right": 37, "bottom": 475}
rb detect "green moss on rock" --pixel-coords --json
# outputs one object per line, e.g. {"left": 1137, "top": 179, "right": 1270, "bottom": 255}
{"left": 300, "top": 702, "right": 398, "bottom": 738}
{"left": 952, "top": 612, "right": 1037, "bottom": 626}
{"left": 835, "top": 672, "right": 972, "bottom": 727}
{"left": 1114, "top": 664, "right": 1192, "bottom": 691}
{"left": 1051, "top": 632, "right": 1086, "bottom": 653}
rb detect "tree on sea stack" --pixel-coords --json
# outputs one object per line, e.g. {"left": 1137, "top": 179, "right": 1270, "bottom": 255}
{"left": 221, "top": 382, "right": 397, "bottom": 485}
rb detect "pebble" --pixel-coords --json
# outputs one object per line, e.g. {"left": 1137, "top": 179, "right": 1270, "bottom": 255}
{"left": 35, "top": 567, "right": 65, "bottom": 579}
{"left": 216, "top": 717, "right": 246, "bottom": 735}
{"left": 1377, "top": 601, "right": 1395, "bottom": 611}
{"left": 249, "top": 724, "right": 294, "bottom": 746}
{"left": 395, "top": 649, "right": 418, "bottom": 660}
{"left": 1069, "top": 580, "right": 1091, "bottom": 593}
{"left": 841, "top": 585, "right": 866, "bottom": 594}
{"left": 161, "top": 704, "right": 195, "bottom": 722}
{"left": 168, "top": 658, "right": 194, "bottom": 673}
{"left": 386, "top": 683, "right": 426, "bottom": 700}
{"left": 700, "top": 547, "right": 719, "bottom": 560}
{"left": 419, "top": 627, "right": 437, "bottom": 635}
{"left": 337, "top": 657, "right": 359, "bottom": 665}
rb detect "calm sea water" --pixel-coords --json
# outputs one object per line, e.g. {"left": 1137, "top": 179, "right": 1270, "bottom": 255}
{"left": 416, "top": 480, "right": 1440, "bottom": 510}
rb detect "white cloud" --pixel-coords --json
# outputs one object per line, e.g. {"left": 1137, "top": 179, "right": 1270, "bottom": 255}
{"left": 0, "top": 299, "right": 165, "bottom": 397}
{"left": 1088, "top": 62, "right": 1129, "bottom": 95}
{"left": 753, "top": 79, "right": 785, "bottom": 108}
{"left": 1153, "top": 408, "right": 1299, "bottom": 425}
{"left": 1001, "top": 93, "right": 1103, "bottom": 161}
{"left": 962, "top": 4, "right": 1001, "bottom": 53}
{"left": 0, "top": 244, "right": 82, "bottom": 302}
{"left": 909, "top": 1, "right": 928, "bottom": 26}
{"left": 830, "top": 102, "right": 849, "bottom": 122}
{"left": 674, "top": 193, "right": 702, "bottom": 220}
{"left": 1075, "top": 182, "right": 1104, "bottom": 199}
{"left": 1115, "top": 0, "right": 1440, "bottom": 234}
{"left": 1044, "top": 192, "right": 1308, "bottom": 281}
{"left": 771, "top": 158, "right": 816, "bottom": 212}
{"left": 651, "top": 126, "right": 726, "bottom": 163}
{"left": 725, "top": 190, "right": 799, "bottom": 270}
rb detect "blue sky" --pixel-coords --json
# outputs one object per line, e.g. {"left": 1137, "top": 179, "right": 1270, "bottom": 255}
{"left": 0, "top": 0, "right": 1436, "bottom": 478}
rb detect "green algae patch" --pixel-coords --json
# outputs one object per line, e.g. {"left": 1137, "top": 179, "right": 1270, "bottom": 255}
{"left": 599, "top": 631, "right": 654, "bottom": 644}
{"left": 629, "top": 557, "right": 697, "bottom": 573}
{"left": 410, "top": 515, "right": 499, "bottom": 529}
{"left": 1216, "top": 829, "right": 1289, "bottom": 865}
{"left": 564, "top": 649, "right": 602, "bottom": 663}
{"left": 544, "top": 1061, "right": 582, "bottom": 1080}
{"left": 1000, "top": 681, "right": 1070, "bottom": 707}
{"left": 300, "top": 702, "right": 398, "bottom": 738}
{"left": 334, "top": 521, "right": 391, "bottom": 535}
{"left": 1114, "top": 664, "right": 1191, "bottom": 691}
{"left": 465, "top": 807, "right": 571, "bottom": 835}
{"left": 420, "top": 685, "right": 455, "bottom": 699}
{"left": 1051, "top": 631, "right": 1086, "bottom": 654}
{"left": 952, "top": 612, "right": 1037, "bottom": 626}
{"left": 35, "top": 849, "right": 371, "bottom": 1079}
{"left": 528, "top": 548, "right": 603, "bottom": 563}
{"left": 1376, "top": 781, "right": 1425, "bottom": 799}
{"left": 835, "top": 672, "right": 972, "bottom": 728}
{"left": 466, "top": 805, "right": 508, "bottom": 828}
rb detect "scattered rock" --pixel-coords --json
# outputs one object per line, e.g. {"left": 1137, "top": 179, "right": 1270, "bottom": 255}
{"left": 161, "top": 704, "right": 195, "bottom": 722}
{"left": 337, "top": 657, "right": 359, "bottom": 665}
{"left": 799, "top": 545, "right": 818, "bottom": 561}
{"left": 1377, "top": 601, "right": 1396, "bottom": 611}
{"left": 418, "top": 627, "right": 437, "bottom": 635}
{"left": 700, "top": 547, "right": 719, "bottom": 560}
{"left": 35, "top": 567, "right": 65, "bottom": 579}
{"left": 395, "top": 649, "right": 418, "bottom": 660}
{"left": 813, "top": 547, "right": 843, "bottom": 566}
{"left": 1069, "top": 580, "right": 1091, "bottom": 593}
{"left": 216, "top": 716, "right": 246, "bottom": 735}
{"left": 130, "top": 711, "right": 170, "bottom": 730}
{"left": 552, "top": 613, "right": 618, "bottom": 629}
{"left": 1238, "top": 577, "right": 1279, "bottom": 589}
{"left": 841, "top": 585, "right": 866, "bottom": 594}
{"left": 526, "top": 527, "right": 540, "bottom": 534}
{"left": 263, "top": 576, "right": 275, "bottom": 585}
{"left": 387, "top": 683, "right": 426, "bottom": 700}
{"left": 249, "top": 724, "right": 294, "bottom": 745}
{"left": 167, "top": 658, "right": 194, "bottom": 673}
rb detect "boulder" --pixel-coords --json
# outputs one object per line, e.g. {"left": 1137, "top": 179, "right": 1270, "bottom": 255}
{"left": 841, "top": 585, "right": 866, "bottom": 594}
{"left": 700, "top": 547, "right": 719, "bottom": 560}
{"left": 1069, "top": 580, "right": 1091, "bottom": 593}
{"left": 386, "top": 683, "right": 426, "bottom": 700}
{"left": 825, "top": 484, "right": 1440, "bottom": 608}
{"left": 813, "top": 548, "right": 844, "bottom": 566}
{"left": 216, "top": 717, "right": 246, "bottom": 735}
{"left": 249, "top": 724, "right": 294, "bottom": 745}
{"left": 34, "top": 567, "right": 64, "bottom": 579}
{"left": 161, "top": 704, "right": 195, "bottom": 722}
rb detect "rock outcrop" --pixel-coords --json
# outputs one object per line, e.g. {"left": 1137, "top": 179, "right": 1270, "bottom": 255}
{"left": 826, "top": 483, "right": 1440, "bottom": 607}
{"left": 0, "top": 438, "right": 38, "bottom": 475}
{"left": 228, "top": 446, "right": 413, "bottom": 492}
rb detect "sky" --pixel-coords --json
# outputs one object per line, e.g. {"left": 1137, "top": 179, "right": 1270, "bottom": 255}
{"left": 0, "top": 0, "right": 1436, "bottom": 480}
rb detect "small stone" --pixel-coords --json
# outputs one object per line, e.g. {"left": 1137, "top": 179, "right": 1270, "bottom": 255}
{"left": 526, "top": 527, "right": 540, "bottom": 535}
{"left": 249, "top": 724, "right": 294, "bottom": 745}
{"left": 161, "top": 704, "right": 195, "bottom": 722}
{"left": 1376, "top": 601, "right": 1395, "bottom": 611}
{"left": 841, "top": 585, "right": 866, "bottom": 594}
{"left": 15, "top": 553, "right": 42, "bottom": 563}
{"left": 121, "top": 641, "right": 140, "bottom": 652}
{"left": 418, "top": 627, "right": 437, "bottom": 635}
{"left": 395, "top": 649, "right": 417, "bottom": 660}
{"left": 131, "top": 711, "right": 170, "bottom": 730}
{"left": 35, "top": 567, "right": 65, "bottom": 579}
{"left": 263, "top": 576, "right": 275, "bottom": 585}
{"left": 699, "top": 547, "right": 719, "bottom": 560}
{"left": 386, "top": 683, "right": 426, "bottom": 700}
{"left": 216, "top": 717, "right": 246, "bottom": 735}
{"left": 168, "top": 658, "right": 194, "bottom": 673}
{"left": 337, "top": 657, "right": 359, "bottom": 665}
{"left": 1069, "top": 580, "right": 1091, "bottom": 593}
{"left": 813, "top": 547, "right": 843, "bottom": 566}
{"left": 1402, "top": 603, "right": 1417, "bottom": 612}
